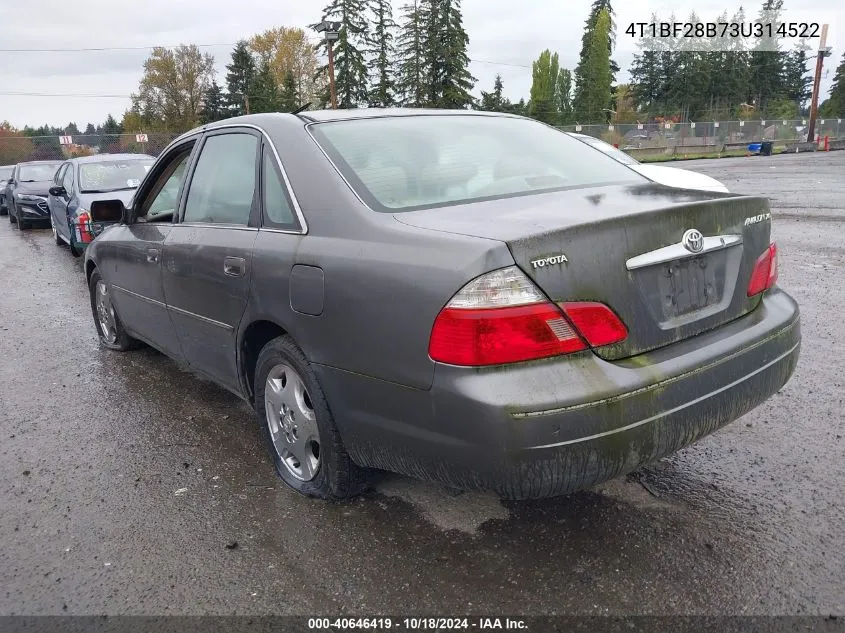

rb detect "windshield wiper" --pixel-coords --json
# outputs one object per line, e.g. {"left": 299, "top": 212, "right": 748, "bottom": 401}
{"left": 81, "top": 187, "right": 135, "bottom": 194}
{"left": 20, "top": 179, "right": 37, "bottom": 182}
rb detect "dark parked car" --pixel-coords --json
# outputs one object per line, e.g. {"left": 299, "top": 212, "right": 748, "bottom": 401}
{"left": 0, "top": 165, "right": 14, "bottom": 215}
{"left": 48, "top": 154, "right": 155, "bottom": 256}
{"left": 6, "top": 160, "right": 63, "bottom": 229}
{"left": 84, "top": 111, "right": 800, "bottom": 501}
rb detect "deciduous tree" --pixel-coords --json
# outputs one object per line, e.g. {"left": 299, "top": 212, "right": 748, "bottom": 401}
{"left": 132, "top": 45, "right": 215, "bottom": 132}
{"left": 249, "top": 27, "right": 323, "bottom": 106}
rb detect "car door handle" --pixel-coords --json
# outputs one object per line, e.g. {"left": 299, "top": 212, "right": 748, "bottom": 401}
{"left": 223, "top": 256, "right": 246, "bottom": 277}
{"left": 146, "top": 248, "right": 160, "bottom": 264}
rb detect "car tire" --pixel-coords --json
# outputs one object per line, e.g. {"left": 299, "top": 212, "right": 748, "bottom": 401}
{"left": 70, "top": 241, "right": 82, "bottom": 258}
{"left": 18, "top": 215, "right": 28, "bottom": 230}
{"left": 9, "top": 204, "right": 16, "bottom": 223}
{"left": 88, "top": 269, "right": 139, "bottom": 351}
{"left": 254, "top": 335, "right": 368, "bottom": 500}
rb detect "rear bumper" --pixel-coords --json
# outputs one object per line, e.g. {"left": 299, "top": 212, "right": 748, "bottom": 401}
{"left": 316, "top": 289, "right": 800, "bottom": 499}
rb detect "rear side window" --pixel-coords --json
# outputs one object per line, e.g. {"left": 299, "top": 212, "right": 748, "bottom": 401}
{"left": 309, "top": 115, "right": 646, "bottom": 212}
{"left": 261, "top": 149, "right": 297, "bottom": 229}
{"left": 183, "top": 133, "right": 258, "bottom": 225}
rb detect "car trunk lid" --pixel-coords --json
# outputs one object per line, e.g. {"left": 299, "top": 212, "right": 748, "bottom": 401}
{"left": 394, "top": 183, "right": 773, "bottom": 360}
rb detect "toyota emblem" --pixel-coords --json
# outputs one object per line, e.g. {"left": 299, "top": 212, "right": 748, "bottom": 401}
{"left": 682, "top": 229, "right": 704, "bottom": 253}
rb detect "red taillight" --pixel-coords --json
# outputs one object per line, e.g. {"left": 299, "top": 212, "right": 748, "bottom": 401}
{"left": 429, "top": 304, "right": 587, "bottom": 366}
{"left": 428, "top": 267, "right": 629, "bottom": 367}
{"left": 560, "top": 302, "right": 628, "bottom": 347}
{"left": 77, "top": 211, "right": 93, "bottom": 243}
{"left": 747, "top": 243, "right": 778, "bottom": 297}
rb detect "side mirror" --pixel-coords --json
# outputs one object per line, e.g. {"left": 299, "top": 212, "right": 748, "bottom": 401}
{"left": 90, "top": 199, "right": 129, "bottom": 224}
{"left": 49, "top": 185, "right": 66, "bottom": 197}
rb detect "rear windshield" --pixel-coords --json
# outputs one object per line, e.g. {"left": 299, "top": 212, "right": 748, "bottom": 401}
{"left": 79, "top": 159, "right": 154, "bottom": 193}
{"left": 19, "top": 164, "right": 61, "bottom": 181}
{"left": 309, "top": 115, "right": 646, "bottom": 212}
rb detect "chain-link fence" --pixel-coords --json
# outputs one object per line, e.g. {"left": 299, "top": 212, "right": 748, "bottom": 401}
{"left": 2, "top": 120, "right": 844, "bottom": 166}
{"left": 0, "top": 133, "right": 179, "bottom": 166}
{"left": 558, "top": 119, "right": 845, "bottom": 159}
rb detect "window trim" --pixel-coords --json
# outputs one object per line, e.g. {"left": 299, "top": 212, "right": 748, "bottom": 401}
{"left": 259, "top": 141, "right": 301, "bottom": 233}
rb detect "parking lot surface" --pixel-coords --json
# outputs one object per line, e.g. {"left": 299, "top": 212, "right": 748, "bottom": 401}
{"left": 1, "top": 151, "right": 843, "bottom": 615}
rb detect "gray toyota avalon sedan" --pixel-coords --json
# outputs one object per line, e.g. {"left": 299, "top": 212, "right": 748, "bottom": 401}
{"left": 84, "top": 110, "right": 800, "bottom": 501}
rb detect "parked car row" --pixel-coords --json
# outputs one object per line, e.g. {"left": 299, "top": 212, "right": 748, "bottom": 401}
{"left": 2, "top": 154, "right": 154, "bottom": 255}
{"left": 8, "top": 111, "right": 799, "bottom": 504}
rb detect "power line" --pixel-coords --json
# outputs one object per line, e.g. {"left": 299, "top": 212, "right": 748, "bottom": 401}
{"left": 0, "top": 91, "right": 132, "bottom": 98}
{"left": 0, "top": 43, "right": 237, "bottom": 52}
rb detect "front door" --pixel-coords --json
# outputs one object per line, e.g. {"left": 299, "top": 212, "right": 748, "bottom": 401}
{"left": 49, "top": 164, "right": 70, "bottom": 239}
{"left": 162, "top": 129, "right": 260, "bottom": 393}
{"left": 104, "top": 142, "right": 196, "bottom": 358}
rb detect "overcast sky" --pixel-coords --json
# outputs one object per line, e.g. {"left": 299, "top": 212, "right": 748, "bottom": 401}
{"left": 0, "top": 0, "right": 841, "bottom": 129}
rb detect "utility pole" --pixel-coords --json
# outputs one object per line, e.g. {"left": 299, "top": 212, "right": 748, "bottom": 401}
{"left": 312, "top": 20, "right": 342, "bottom": 110}
{"left": 327, "top": 41, "right": 338, "bottom": 110}
{"left": 807, "top": 24, "right": 832, "bottom": 143}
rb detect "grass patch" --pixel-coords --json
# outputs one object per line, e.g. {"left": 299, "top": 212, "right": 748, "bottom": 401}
{"left": 639, "top": 148, "right": 786, "bottom": 163}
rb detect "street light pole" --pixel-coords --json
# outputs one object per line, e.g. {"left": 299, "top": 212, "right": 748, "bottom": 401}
{"left": 327, "top": 40, "right": 338, "bottom": 110}
{"left": 312, "top": 20, "right": 341, "bottom": 110}
{"left": 807, "top": 24, "right": 831, "bottom": 143}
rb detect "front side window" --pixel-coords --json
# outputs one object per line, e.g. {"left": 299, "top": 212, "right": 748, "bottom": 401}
{"left": 62, "top": 164, "right": 74, "bottom": 192}
{"left": 53, "top": 165, "right": 67, "bottom": 186}
{"left": 19, "top": 163, "right": 62, "bottom": 182}
{"left": 183, "top": 133, "right": 258, "bottom": 225}
{"left": 142, "top": 149, "right": 193, "bottom": 219}
{"left": 309, "top": 115, "right": 647, "bottom": 212}
{"left": 78, "top": 159, "right": 154, "bottom": 193}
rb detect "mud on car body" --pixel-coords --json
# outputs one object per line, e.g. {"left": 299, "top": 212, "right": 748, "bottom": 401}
{"left": 83, "top": 110, "right": 800, "bottom": 501}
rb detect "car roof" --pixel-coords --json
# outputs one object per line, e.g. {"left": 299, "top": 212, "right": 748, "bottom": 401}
{"left": 68, "top": 153, "right": 156, "bottom": 164}
{"left": 16, "top": 159, "right": 63, "bottom": 166}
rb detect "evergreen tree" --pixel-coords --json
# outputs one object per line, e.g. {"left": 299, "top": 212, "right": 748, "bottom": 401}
{"left": 577, "top": 1, "right": 619, "bottom": 85}
{"left": 200, "top": 81, "right": 228, "bottom": 123}
{"left": 426, "top": 0, "right": 476, "bottom": 108}
{"left": 367, "top": 0, "right": 398, "bottom": 107}
{"left": 84, "top": 123, "right": 96, "bottom": 136}
{"left": 529, "top": 50, "right": 561, "bottom": 124}
{"left": 396, "top": 0, "right": 427, "bottom": 107}
{"left": 783, "top": 39, "right": 812, "bottom": 112}
{"left": 748, "top": 0, "right": 788, "bottom": 114}
{"left": 99, "top": 115, "right": 123, "bottom": 152}
{"left": 573, "top": 8, "right": 612, "bottom": 122}
{"left": 226, "top": 41, "right": 256, "bottom": 115}
{"left": 320, "top": 0, "right": 370, "bottom": 108}
{"left": 819, "top": 53, "right": 845, "bottom": 118}
{"left": 280, "top": 71, "right": 300, "bottom": 112}
{"left": 479, "top": 74, "right": 507, "bottom": 112}
{"left": 555, "top": 68, "right": 573, "bottom": 124}
{"left": 250, "top": 59, "right": 281, "bottom": 113}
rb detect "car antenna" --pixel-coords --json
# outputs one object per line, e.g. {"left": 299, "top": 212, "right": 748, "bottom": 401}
{"left": 292, "top": 103, "right": 312, "bottom": 115}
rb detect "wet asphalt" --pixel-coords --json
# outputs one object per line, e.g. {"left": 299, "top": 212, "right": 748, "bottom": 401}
{"left": 0, "top": 151, "right": 843, "bottom": 616}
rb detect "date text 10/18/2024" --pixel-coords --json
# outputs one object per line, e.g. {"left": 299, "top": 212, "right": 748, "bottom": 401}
{"left": 308, "top": 618, "right": 528, "bottom": 630}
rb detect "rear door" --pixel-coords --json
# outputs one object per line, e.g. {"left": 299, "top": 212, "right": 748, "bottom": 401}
{"left": 162, "top": 128, "right": 260, "bottom": 393}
